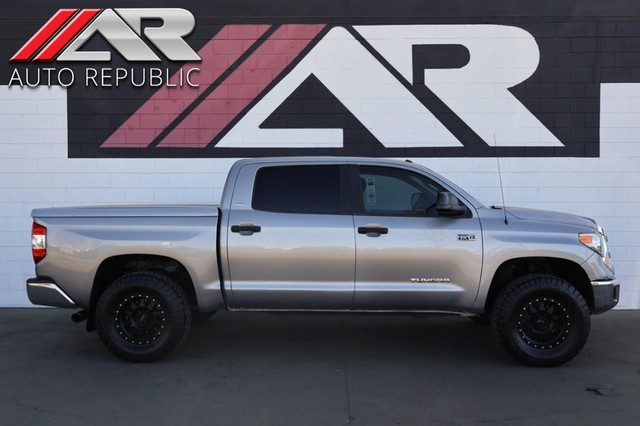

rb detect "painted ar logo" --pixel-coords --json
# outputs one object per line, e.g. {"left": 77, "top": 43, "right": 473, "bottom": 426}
{"left": 10, "top": 8, "right": 200, "bottom": 62}
{"left": 102, "top": 24, "right": 562, "bottom": 149}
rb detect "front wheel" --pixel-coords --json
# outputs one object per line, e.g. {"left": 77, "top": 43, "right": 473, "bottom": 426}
{"left": 96, "top": 271, "right": 191, "bottom": 362}
{"left": 491, "top": 274, "right": 590, "bottom": 367}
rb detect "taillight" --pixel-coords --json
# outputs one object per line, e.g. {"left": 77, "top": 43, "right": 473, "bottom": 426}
{"left": 32, "top": 222, "right": 46, "bottom": 264}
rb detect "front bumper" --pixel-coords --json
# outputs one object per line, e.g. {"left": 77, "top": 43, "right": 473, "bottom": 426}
{"left": 591, "top": 279, "right": 620, "bottom": 314}
{"left": 26, "top": 278, "right": 77, "bottom": 308}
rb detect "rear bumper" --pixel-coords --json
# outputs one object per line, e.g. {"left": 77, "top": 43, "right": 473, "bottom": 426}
{"left": 26, "top": 278, "right": 76, "bottom": 308}
{"left": 591, "top": 279, "right": 620, "bottom": 314}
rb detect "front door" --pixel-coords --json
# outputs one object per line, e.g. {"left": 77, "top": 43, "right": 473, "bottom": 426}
{"left": 226, "top": 163, "right": 355, "bottom": 309}
{"left": 351, "top": 165, "right": 483, "bottom": 311}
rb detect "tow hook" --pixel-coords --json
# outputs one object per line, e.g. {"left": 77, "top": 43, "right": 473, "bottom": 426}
{"left": 71, "top": 309, "right": 88, "bottom": 323}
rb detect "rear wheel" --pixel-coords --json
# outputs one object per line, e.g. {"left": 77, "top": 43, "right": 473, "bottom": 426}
{"left": 96, "top": 271, "right": 191, "bottom": 362}
{"left": 491, "top": 274, "right": 590, "bottom": 367}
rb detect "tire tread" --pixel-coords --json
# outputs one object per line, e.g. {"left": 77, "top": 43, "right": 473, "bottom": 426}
{"left": 96, "top": 271, "right": 191, "bottom": 362}
{"left": 490, "top": 273, "right": 590, "bottom": 367}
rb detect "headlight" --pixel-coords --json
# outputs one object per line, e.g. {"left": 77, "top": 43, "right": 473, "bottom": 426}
{"left": 579, "top": 233, "right": 603, "bottom": 255}
{"left": 579, "top": 226, "right": 607, "bottom": 257}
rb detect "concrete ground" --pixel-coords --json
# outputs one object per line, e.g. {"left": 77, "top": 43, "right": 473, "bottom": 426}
{"left": 0, "top": 309, "right": 638, "bottom": 426}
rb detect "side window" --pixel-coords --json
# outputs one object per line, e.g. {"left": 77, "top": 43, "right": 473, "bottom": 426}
{"left": 252, "top": 165, "right": 342, "bottom": 214}
{"left": 358, "top": 166, "right": 444, "bottom": 216}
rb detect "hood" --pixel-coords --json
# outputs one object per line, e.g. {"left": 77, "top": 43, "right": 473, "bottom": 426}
{"left": 505, "top": 207, "right": 597, "bottom": 230}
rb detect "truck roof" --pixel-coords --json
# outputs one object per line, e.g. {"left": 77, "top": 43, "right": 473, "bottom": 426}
{"left": 227, "top": 157, "right": 482, "bottom": 209}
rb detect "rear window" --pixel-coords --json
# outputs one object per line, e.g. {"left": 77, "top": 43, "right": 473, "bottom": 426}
{"left": 252, "top": 165, "right": 342, "bottom": 214}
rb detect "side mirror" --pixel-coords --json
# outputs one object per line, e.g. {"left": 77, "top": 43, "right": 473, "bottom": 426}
{"left": 436, "top": 191, "right": 467, "bottom": 216}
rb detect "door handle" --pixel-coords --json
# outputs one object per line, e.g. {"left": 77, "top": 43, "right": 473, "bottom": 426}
{"left": 231, "top": 223, "right": 261, "bottom": 234}
{"left": 358, "top": 224, "right": 389, "bottom": 235}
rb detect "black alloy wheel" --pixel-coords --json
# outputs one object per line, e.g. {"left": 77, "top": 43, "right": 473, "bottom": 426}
{"left": 96, "top": 271, "right": 191, "bottom": 362}
{"left": 516, "top": 296, "right": 570, "bottom": 350}
{"left": 491, "top": 274, "right": 590, "bottom": 367}
{"left": 115, "top": 292, "right": 167, "bottom": 346}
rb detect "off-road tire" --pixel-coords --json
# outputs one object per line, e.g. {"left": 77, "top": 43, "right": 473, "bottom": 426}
{"left": 491, "top": 274, "right": 590, "bottom": 367}
{"left": 96, "top": 271, "right": 191, "bottom": 362}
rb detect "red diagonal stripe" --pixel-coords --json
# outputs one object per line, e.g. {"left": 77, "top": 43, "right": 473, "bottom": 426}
{"left": 10, "top": 9, "right": 78, "bottom": 62}
{"left": 33, "top": 9, "right": 101, "bottom": 62}
{"left": 157, "top": 24, "right": 326, "bottom": 148}
{"left": 101, "top": 24, "right": 272, "bottom": 149}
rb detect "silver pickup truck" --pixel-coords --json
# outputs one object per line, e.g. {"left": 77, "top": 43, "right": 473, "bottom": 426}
{"left": 27, "top": 157, "right": 619, "bottom": 366}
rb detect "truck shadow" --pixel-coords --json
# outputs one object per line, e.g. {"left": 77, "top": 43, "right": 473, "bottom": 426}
{"left": 177, "top": 311, "right": 508, "bottom": 366}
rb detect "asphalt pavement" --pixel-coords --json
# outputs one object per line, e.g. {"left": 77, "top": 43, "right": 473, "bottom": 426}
{"left": 0, "top": 309, "right": 639, "bottom": 425}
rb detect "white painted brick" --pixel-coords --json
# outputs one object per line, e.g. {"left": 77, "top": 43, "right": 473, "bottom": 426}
{"left": 1, "top": 290, "right": 30, "bottom": 307}
{"left": 6, "top": 260, "right": 29, "bottom": 275}
{"left": 154, "top": 159, "right": 186, "bottom": 173}
{"left": 617, "top": 294, "right": 636, "bottom": 309}
{"left": 36, "top": 159, "right": 70, "bottom": 173}
{"left": 0, "top": 114, "right": 23, "bottom": 129}
{"left": 65, "top": 188, "right": 96, "bottom": 202}
{"left": 0, "top": 173, "right": 23, "bottom": 188}
{"left": 575, "top": 202, "right": 614, "bottom": 218}
{"left": 503, "top": 188, "right": 542, "bottom": 204}
{"left": 4, "top": 188, "right": 39, "bottom": 203}
{"left": 598, "top": 217, "right": 629, "bottom": 232}
{"left": 184, "top": 188, "right": 215, "bottom": 203}
{"left": 23, "top": 174, "right": 52, "bottom": 188}
{"left": 5, "top": 244, "right": 29, "bottom": 260}
{"left": 125, "top": 160, "right": 157, "bottom": 173}
{"left": 0, "top": 100, "right": 37, "bottom": 115}
{"left": 553, "top": 172, "right": 614, "bottom": 188}
{"left": 154, "top": 188, "right": 184, "bottom": 203}
{"left": 2, "top": 86, "right": 59, "bottom": 101}
{"left": 543, "top": 187, "right": 595, "bottom": 202}
{"left": 598, "top": 157, "right": 630, "bottom": 172}
{"left": 124, "top": 189, "right": 154, "bottom": 203}
{"left": 611, "top": 202, "right": 640, "bottom": 217}
{"left": 95, "top": 188, "right": 126, "bottom": 203}
{"left": 36, "top": 98, "right": 65, "bottom": 114}
{"left": 95, "top": 159, "right": 127, "bottom": 173}
{"left": 35, "top": 188, "right": 66, "bottom": 203}
{"left": 110, "top": 174, "right": 141, "bottom": 187}
{"left": 60, "top": 160, "right": 101, "bottom": 174}
{"left": 597, "top": 187, "right": 629, "bottom": 202}
{"left": 212, "top": 188, "right": 224, "bottom": 201}
{"left": 27, "top": 114, "right": 66, "bottom": 130}
{"left": 140, "top": 174, "right": 169, "bottom": 188}
{"left": 461, "top": 172, "right": 500, "bottom": 189}
{"left": 37, "top": 128, "right": 68, "bottom": 143}
{"left": 609, "top": 142, "right": 640, "bottom": 157}
{"left": 449, "top": 158, "right": 497, "bottom": 173}
{"left": 72, "top": 173, "right": 111, "bottom": 188}
{"left": 22, "top": 142, "right": 56, "bottom": 159}
{"left": 166, "top": 174, "right": 200, "bottom": 188}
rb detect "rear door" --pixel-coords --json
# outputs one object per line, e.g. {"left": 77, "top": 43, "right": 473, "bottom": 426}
{"left": 351, "top": 164, "right": 483, "bottom": 311}
{"left": 226, "top": 163, "right": 356, "bottom": 309}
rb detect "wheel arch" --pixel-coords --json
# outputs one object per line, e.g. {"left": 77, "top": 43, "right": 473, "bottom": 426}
{"left": 87, "top": 254, "right": 197, "bottom": 331}
{"left": 483, "top": 257, "right": 594, "bottom": 316}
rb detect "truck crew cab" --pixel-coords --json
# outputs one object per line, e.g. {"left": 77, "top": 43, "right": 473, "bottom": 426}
{"left": 27, "top": 157, "right": 619, "bottom": 365}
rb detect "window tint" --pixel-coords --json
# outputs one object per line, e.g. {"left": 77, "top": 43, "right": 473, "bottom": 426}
{"left": 252, "top": 165, "right": 342, "bottom": 214}
{"left": 358, "top": 166, "right": 444, "bottom": 216}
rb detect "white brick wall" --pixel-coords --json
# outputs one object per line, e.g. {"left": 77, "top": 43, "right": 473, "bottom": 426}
{"left": 0, "top": 84, "right": 638, "bottom": 308}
